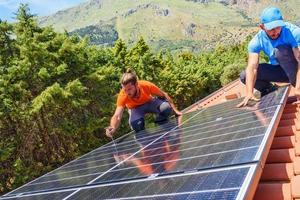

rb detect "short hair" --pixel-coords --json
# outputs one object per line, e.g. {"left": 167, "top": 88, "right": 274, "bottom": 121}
{"left": 121, "top": 68, "right": 138, "bottom": 85}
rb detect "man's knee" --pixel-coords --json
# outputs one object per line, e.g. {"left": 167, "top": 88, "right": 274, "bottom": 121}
{"left": 240, "top": 70, "right": 246, "bottom": 84}
{"left": 275, "top": 45, "right": 298, "bottom": 85}
{"left": 275, "top": 45, "right": 294, "bottom": 61}
{"left": 155, "top": 102, "right": 172, "bottom": 125}
{"left": 130, "top": 118, "right": 145, "bottom": 132}
{"left": 159, "top": 102, "right": 172, "bottom": 117}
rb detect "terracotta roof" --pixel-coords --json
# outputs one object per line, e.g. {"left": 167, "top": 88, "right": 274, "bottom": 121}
{"left": 184, "top": 80, "right": 300, "bottom": 200}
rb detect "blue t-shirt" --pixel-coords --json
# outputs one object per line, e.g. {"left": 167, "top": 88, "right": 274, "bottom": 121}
{"left": 248, "top": 22, "right": 300, "bottom": 65}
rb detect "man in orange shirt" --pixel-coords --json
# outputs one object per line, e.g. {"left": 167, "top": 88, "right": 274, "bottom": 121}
{"left": 106, "top": 69, "right": 182, "bottom": 137}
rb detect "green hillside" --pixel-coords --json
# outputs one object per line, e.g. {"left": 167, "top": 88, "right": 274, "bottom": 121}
{"left": 39, "top": 0, "right": 300, "bottom": 52}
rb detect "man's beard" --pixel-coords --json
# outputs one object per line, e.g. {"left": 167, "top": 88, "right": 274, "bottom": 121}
{"left": 268, "top": 32, "right": 281, "bottom": 40}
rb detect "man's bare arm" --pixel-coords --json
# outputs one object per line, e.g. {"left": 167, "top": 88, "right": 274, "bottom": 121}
{"left": 163, "top": 91, "right": 181, "bottom": 115}
{"left": 106, "top": 106, "right": 124, "bottom": 137}
{"left": 157, "top": 90, "right": 182, "bottom": 116}
{"left": 237, "top": 53, "right": 260, "bottom": 107}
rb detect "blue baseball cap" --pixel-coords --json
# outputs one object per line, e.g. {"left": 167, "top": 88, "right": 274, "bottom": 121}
{"left": 260, "top": 7, "right": 285, "bottom": 30}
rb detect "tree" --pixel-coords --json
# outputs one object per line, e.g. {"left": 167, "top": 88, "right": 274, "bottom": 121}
{"left": 126, "top": 37, "right": 163, "bottom": 82}
{"left": 0, "top": 20, "right": 15, "bottom": 69}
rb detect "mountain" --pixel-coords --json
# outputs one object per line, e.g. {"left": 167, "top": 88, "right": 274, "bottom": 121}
{"left": 39, "top": 0, "right": 300, "bottom": 52}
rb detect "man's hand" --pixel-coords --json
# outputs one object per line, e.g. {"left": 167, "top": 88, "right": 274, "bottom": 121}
{"left": 292, "top": 88, "right": 300, "bottom": 104}
{"left": 106, "top": 107, "right": 124, "bottom": 137}
{"left": 236, "top": 94, "right": 260, "bottom": 108}
{"left": 105, "top": 126, "right": 115, "bottom": 138}
{"left": 174, "top": 109, "right": 183, "bottom": 116}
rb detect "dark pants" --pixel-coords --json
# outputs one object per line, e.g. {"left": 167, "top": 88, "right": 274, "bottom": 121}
{"left": 129, "top": 98, "right": 173, "bottom": 132}
{"left": 240, "top": 45, "right": 298, "bottom": 94}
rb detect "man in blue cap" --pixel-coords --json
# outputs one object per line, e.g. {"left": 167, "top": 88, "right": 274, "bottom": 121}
{"left": 238, "top": 7, "right": 300, "bottom": 107}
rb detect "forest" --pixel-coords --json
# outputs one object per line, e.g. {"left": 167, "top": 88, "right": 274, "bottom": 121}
{"left": 0, "top": 4, "right": 252, "bottom": 194}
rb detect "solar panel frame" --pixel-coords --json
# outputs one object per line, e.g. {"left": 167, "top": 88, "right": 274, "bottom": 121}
{"left": 62, "top": 87, "right": 289, "bottom": 199}
{"left": 62, "top": 164, "right": 258, "bottom": 200}
{"left": 254, "top": 86, "right": 289, "bottom": 161}
{"left": 0, "top": 86, "right": 290, "bottom": 200}
{"left": 0, "top": 164, "right": 257, "bottom": 200}
{"left": 91, "top": 115, "right": 274, "bottom": 184}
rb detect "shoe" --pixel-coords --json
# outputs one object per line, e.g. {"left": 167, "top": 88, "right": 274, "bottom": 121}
{"left": 261, "top": 84, "right": 278, "bottom": 96}
{"left": 253, "top": 89, "right": 261, "bottom": 99}
{"left": 155, "top": 118, "right": 168, "bottom": 125}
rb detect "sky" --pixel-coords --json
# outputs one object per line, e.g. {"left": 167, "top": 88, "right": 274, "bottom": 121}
{"left": 0, "top": 0, "right": 87, "bottom": 21}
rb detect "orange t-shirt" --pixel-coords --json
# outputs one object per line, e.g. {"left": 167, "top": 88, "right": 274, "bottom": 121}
{"left": 117, "top": 80, "right": 162, "bottom": 109}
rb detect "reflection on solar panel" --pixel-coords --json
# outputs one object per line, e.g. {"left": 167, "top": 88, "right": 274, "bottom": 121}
{"left": 0, "top": 86, "right": 289, "bottom": 200}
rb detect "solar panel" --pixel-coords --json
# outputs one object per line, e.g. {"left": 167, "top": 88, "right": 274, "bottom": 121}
{"left": 0, "top": 192, "right": 74, "bottom": 200}
{"left": 1, "top": 86, "right": 289, "bottom": 200}
{"left": 1, "top": 165, "right": 256, "bottom": 200}
{"left": 60, "top": 165, "right": 256, "bottom": 200}
{"left": 91, "top": 106, "right": 278, "bottom": 184}
{"left": 3, "top": 115, "right": 195, "bottom": 195}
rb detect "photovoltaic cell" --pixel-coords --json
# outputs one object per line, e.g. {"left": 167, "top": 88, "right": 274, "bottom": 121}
{"left": 65, "top": 165, "right": 253, "bottom": 200}
{"left": 1, "top": 165, "right": 253, "bottom": 200}
{"left": 91, "top": 105, "right": 277, "bottom": 184}
{"left": 3, "top": 111, "right": 201, "bottom": 196}
{"left": 0, "top": 86, "right": 288, "bottom": 200}
{"left": 0, "top": 191, "right": 73, "bottom": 200}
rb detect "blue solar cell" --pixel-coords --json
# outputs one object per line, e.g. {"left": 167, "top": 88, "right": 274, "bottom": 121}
{"left": 1, "top": 86, "right": 288, "bottom": 200}
{"left": 2, "top": 114, "right": 193, "bottom": 197}
{"left": 65, "top": 166, "right": 251, "bottom": 200}
{"left": 0, "top": 191, "right": 73, "bottom": 200}
{"left": 90, "top": 106, "right": 277, "bottom": 184}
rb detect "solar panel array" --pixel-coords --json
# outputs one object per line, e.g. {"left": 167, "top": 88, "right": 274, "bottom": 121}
{"left": 0, "top": 86, "right": 289, "bottom": 200}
